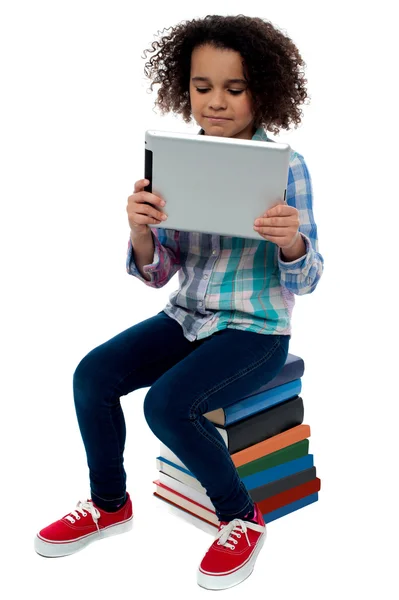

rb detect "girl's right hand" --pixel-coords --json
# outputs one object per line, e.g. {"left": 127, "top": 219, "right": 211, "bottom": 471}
{"left": 127, "top": 179, "right": 167, "bottom": 235}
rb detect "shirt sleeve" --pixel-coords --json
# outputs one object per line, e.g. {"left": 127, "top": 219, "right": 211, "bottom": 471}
{"left": 126, "top": 227, "right": 181, "bottom": 288}
{"left": 277, "top": 152, "right": 324, "bottom": 295}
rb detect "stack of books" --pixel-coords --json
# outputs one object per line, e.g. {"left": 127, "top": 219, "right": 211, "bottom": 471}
{"left": 152, "top": 353, "right": 320, "bottom": 528}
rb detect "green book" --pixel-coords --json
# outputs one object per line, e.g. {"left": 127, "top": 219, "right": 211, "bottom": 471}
{"left": 237, "top": 439, "right": 309, "bottom": 478}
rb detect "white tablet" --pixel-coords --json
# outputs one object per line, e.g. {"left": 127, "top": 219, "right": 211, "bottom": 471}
{"left": 144, "top": 129, "right": 291, "bottom": 240}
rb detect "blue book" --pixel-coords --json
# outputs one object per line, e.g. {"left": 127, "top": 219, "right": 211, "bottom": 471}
{"left": 264, "top": 493, "right": 319, "bottom": 523}
{"left": 157, "top": 456, "right": 192, "bottom": 477}
{"left": 156, "top": 454, "right": 314, "bottom": 493}
{"left": 241, "top": 455, "right": 313, "bottom": 489}
{"left": 254, "top": 353, "right": 304, "bottom": 395}
{"left": 205, "top": 379, "right": 302, "bottom": 426}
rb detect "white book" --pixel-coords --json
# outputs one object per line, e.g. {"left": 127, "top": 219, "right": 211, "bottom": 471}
{"left": 158, "top": 471, "right": 215, "bottom": 511}
{"left": 155, "top": 458, "right": 207, "bottom": 494}
{"left": 159, "top": 443, "right": 187, "bottom": 470}
{"left": 159, "top": 426, "right": 228, "bottom": 470}
{"left": 216, "top": 426, "right": 228, "bottom": 445}
{"left": 154, "top": 482, "right": 219, "bottom": 527}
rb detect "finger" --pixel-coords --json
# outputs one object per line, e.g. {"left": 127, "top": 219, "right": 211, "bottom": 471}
{"left": 254, "top": 226, "right": 288, "bottom": 237}
{"left": 133, "top": 179, "right": 149, "bottom": 193}
{"left": 254, "top": 231, "right": 289, "bottom": 244}
{"left": 255, "top": 216, "right": 282, "bottom": 226}
{"left": 139, "top": 206, "right": 168, "bottom": 222}
{"left": 256, "top": 216, "right": 298, "bottom": 228}
{"left": 136, "top": 192, "right": 166, "bottom": 208}
{"left": 265, "top": 204, "right": 296, "bottom": 217}
{"left": 256, "top": 217, "right": 282, "bottom": 227}
{"left": 255, "top": 217, "right": 291, "bottom": 227}
{"left": 134, "top": 212, "right": 164, "bottom": 225}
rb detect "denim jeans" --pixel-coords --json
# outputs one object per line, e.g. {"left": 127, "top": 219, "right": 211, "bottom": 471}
{"left": 73, "top": 310, "right": 289, "bottom": 521}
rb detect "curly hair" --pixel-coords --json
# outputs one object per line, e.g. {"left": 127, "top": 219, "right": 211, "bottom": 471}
{"left": 142, "top": 14, "right": 310, "bottom": 135}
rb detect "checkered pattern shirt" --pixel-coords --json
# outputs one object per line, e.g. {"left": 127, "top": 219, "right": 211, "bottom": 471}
{"left": 126, "top": 127, "right": 324, "bottom": 341}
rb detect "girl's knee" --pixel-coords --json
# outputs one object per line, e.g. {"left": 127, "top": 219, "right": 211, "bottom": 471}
{"left": 143, "top": 388, "right": 161, "bottom": 430}
{"left": 143, "top": 387, "right": 174, "bottom": 433}
{"left": 73, "top": 348, "right": 104, "bottom": 405}
{"left": 144, "top": 386, "right": 192, "bottom": 438}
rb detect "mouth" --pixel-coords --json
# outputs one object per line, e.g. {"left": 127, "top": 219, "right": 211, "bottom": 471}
{"left": 206, "top": 117, "right": 231, "bottom": 122}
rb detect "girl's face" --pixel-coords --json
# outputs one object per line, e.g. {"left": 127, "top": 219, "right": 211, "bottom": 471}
{"left": 189, "top": 44, "right": 255, "bottom": 140}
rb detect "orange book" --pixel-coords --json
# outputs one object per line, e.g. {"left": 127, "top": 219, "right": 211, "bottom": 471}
{"left": 231, "top": 424, "right": 311, "bottom": 467}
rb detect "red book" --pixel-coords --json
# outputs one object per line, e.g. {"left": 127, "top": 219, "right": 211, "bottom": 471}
{"left": 153, "top": 477, "right": 321, "bottom": 527}
{"left": 258, "top": 478, "right": 320, "bottom": 514}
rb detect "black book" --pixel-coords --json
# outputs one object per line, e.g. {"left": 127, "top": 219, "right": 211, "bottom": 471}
{"left": 215, "top": 395, "right": 304, "bottom": 455}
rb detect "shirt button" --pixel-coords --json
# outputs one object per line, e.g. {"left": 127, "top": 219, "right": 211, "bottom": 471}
{"left": 212, "top": 250, "right": 216, "bottom": 255}
{"left": 199, "top": 301, "right": 203, "bottom": 306}
{"left": 203, "top": 275, "right": 208, "bottom": 280}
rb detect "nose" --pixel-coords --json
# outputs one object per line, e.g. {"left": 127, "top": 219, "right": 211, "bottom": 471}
{"left": 208, "top": 90, "right": 227, "bottom": 110}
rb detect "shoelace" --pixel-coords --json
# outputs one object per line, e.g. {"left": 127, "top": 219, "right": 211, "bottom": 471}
{"left": 65, "top": 500, "right": 101, "bottom": 533}
{"left": 216, "top": 518, "right": 265, "bottom": 550}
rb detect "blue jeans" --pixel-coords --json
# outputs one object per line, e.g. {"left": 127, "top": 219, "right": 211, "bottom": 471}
{"left": 73, "top": 310, "right": 289, "bottom": 521}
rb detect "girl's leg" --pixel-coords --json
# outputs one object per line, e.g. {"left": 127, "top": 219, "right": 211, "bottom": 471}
{"left": 73, "top": 311, "right": 205, "bottom": 510}
{"left": 143, "top": 329, "right": 289, "bottom": 521}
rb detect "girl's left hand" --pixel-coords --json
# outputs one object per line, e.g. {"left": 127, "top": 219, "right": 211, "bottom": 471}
{"left": 254, "top": 204, "right": 300, "bottom": 249}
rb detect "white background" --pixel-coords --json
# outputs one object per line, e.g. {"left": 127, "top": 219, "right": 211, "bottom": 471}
{"left": 1, "top": 0, "right": 397, "bottom": 598}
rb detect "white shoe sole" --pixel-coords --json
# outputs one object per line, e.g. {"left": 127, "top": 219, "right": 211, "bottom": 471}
{"left": 34, "top": 516, "right": 133, "bottom": 558}
{"left": 197, "top": 530, "right": 266, "bottom": 590}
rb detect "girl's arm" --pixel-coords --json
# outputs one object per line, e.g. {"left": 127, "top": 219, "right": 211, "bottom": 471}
{"left": 277, "top": 153, "right": 324, "bottom": 295}
{"left": 126, "top": 227, "right": 181, "bottom": 288}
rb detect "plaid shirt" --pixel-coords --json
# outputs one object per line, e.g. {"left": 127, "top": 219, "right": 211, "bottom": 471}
{"left": 126, "top": 127, "right": 324, "bottom": 341}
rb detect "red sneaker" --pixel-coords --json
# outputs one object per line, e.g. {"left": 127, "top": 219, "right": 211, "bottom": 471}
{"left": 34, "top": 493, "right": 133, "bottom": 557}
{"left": 197, "top": 503, "right": 266, "bottom": 590}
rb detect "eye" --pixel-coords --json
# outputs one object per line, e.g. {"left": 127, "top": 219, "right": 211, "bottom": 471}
{"left": 195, "top": 88, "right": 244, "bottom": 95}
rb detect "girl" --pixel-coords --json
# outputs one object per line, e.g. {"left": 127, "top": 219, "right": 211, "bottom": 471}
{"left": 34, "top": 14, "right": 324, "bottom": 590}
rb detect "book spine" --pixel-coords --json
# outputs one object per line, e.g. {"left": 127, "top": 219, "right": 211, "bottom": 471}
{"left": 239, "top": 355, "right": 304, "bottom": 399}
{"left": 225, "top": 379, "right": 302, "bottom": 425}
{"left": 226, "top": 396, "right": 304, "bottom": 454}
